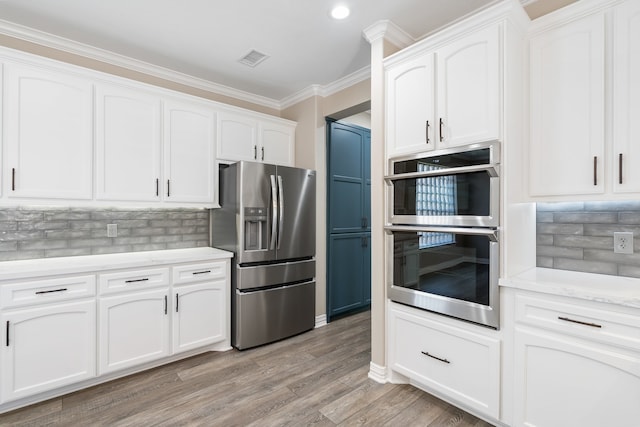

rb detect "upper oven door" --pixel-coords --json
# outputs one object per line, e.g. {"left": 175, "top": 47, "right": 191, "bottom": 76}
{"left": 386, "top": 143, "right": 500, "bottom": 227}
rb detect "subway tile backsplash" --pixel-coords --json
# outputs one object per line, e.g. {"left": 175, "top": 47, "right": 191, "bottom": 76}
{"left": 0, "top": 207, "right": 210, "bottom": 261}
{"left": 537, "top": 201, "right": 640, "bottom": 278}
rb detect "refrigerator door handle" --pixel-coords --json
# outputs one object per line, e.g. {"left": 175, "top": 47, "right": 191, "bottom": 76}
{"left": 277, "top": 175, "right": 284, "bottom": 250}
{"left": 269, "top": 175, "right": 278, "bottom": 250}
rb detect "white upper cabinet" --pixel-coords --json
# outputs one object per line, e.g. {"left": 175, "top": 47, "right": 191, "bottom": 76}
{"left": 259, "top": 121, "right": 295, "bottom": 166}
{"left": 385, "top": 24, "right": 501, "bottom": 157}
{"left": 218, "top": 110, "right": 295, "bottom": 166}
{"left": 612, "top": 0, "right": 640, "bottom": 194}
{"left": 529, "top": 12, "right": 606, "bottom": 197}
{"left": 217, "top": 111, "right": 258, "bottom": 162}
{"left": 4, "top": 62, "right": 93, "bottom": 200}
{"left": 95, "top": 83, "right": 162, "bottom": 201}
{"left": 163, "top": 100, "right": 216, "bottom": 204}
{"left": 528, "top": 0, "right": 640, "bottom": 199}
{"left": 386, "top": 53, "right": 436, "bottom": 156}
{"left": 437, "top": 25, "right": 500, "bottom": 148}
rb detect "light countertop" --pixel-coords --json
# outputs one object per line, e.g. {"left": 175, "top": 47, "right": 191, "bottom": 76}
{"left": 500, "top": 267, "right": 640, "bottom": 309}
{"left": 0, "top": 247, "right": 233, "bottom": 282}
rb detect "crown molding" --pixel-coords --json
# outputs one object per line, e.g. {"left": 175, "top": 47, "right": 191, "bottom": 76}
{"left": 362, "top": 20, "right": 415, "bottom": 49}
{"left": 0, "top": 19, "right": 282, "bottom": 110}
{"left": 279, "top": 65, "right": 371, "bottom": 110}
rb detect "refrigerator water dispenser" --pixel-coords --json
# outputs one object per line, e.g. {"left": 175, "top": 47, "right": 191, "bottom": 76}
{"left": 244, "top": 207, "right": 267, "bottom": 251}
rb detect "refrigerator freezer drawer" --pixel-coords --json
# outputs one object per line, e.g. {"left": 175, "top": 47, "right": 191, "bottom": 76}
{"left": 234, "top": 280, "right": 315, "bottom": 350}
{"left": 236, "top": 259, "right": 315, "bottom": 290}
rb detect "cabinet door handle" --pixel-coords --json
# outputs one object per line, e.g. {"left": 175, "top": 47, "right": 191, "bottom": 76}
{"left": 261, "top": 147, "right": 265, "bottom": 161}
{"left": 5, "top": 321, "right": 9, "bottom": 347}
{"left": 156, "top": 178, "right": 159, "bottom": 197}
{"left": 593, "top": 156, "right": 598, "bottom": 186}
{"left": 35, "top": 288, "right": 67, "bottom": 295}
{"left": 558, "top": 316, "right": 602, "bottom": 329}
{"left": 176, "top": 294, "right": 179, "bottom": 313}
{"left": 125, "top": 278, "right": 149, "bottom": 284}
{"left": 425, "top": 120, "right": 430, "bottom": 144}
{"left": 619, "top": 153, "right": 623, "bottom": 185}
{"left": 439, "top": 118, "right": 444, "bottom": 142}
{"left": 421, "top": 351, "right": 450, "bottom": 364}
{"left": 192, "top": 270, "right": 211, "bottom": 275}
{"left": 164, "top": 295, "right": 168, "bottom": 315}
{"left": 254, "top": 145, "right": 257, "bottom": 160}
{"left": 12, "top": 168, "right": 16, "bottom": 191}
{"left": 167, "top": 180, "right": 171, "bottom": 197}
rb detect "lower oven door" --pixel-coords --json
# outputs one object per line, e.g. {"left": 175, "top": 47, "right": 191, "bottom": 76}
{"left": 386, "top": 226, "right": 499, "bottom": 329}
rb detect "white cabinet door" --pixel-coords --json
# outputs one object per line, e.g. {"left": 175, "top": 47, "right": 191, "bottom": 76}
{"left": 98, "top": 288, "right": 170, "bottom": 375}
{"left": 386, "top": 53, "right": 435, "bottom": 156}
{"left": 259, "top": 122, "right": 294, "bottom": 166}
{"left": 172, "top": 280, "right": 226, "bottom": 353}
{"left": 388, "top": 304, "right": 501, "bottom": 418}
{"left": 217, "top": 112, "right": 258, "bottom": 162}
{"left": 613, "top": 0, "right": 640, "bottom": 194}
{"left": 437, "top": 25, "right": 500, "bottom": 148}
{"left": 95, "top": 84, "right": 162, "bottom": 201}
{"left": 529, "top": 13, "right": 606, "bottom": 197}
{"left": 164, "top": 100, "right": 216, "bottom": 203}
{"left": 514, "top": 327, "right": 640, "bottom": 427}
{"left": 4, "top": 63, "right": 93, "bottom": 200}
{"left": 1, "top": 300, "right": 96, "bottom": 402}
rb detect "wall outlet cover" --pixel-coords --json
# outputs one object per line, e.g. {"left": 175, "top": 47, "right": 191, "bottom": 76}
{"left": 107, "top": 224, "right": 118, "bottom": 238}
{"left": 614, "top": 232, "right": 633, "bottom": 254}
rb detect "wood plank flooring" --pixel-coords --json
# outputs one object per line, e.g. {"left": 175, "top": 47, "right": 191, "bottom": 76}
{"left": 0, "top": 310, "right": 494, "bottom": 426}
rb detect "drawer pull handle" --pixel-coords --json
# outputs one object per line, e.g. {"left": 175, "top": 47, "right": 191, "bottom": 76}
{"left": 192, "top": 270, "right": 211, "bottom": 275}
{"left": 421, "top": 351, "right": 450, "bottom": 364}
{"left": 164, "top": 295, "right": 168, "bottom": 315}
{"left": 125, "top": 278, "right": 150, "bottom": 284}
{"left": 558, "top": 316, "right": 602, "bottom": 329}
{"left": 35, "top": 288, "right": 68, "bottom": 295}
{"left": 5, "top": 321, "right": 9, "bottom": 347}
{"left": 176, "top": 294, "right": 179, "bottom": 313}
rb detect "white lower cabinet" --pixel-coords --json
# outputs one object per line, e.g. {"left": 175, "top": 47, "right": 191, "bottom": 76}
{"left": 514, "top": 327, "right": 640, "bottom": 427}
{"left": 172, "top": 280, "right": 225, "bottom": 353}
{"left": 388, "top": 302, "right": 501, "bottom": 419}
{"left": 1, "top": 299, "right": 96, "bottom": 402}
{"left": 98, "top": 288, "right": 171, "bottom": 375}
{"left": 0, "top": 249, "right": 231, "bottom": 413}
{"left": 512, "top": 291, "right": 640, "bottom": 427}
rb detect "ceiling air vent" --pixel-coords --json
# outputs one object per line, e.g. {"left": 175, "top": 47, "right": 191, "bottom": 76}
{"left": 238, "top": 49, "right": 269, "bottom": 67}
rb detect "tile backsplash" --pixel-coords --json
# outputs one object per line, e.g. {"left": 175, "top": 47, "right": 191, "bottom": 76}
{"left": 537, "top": 201, "right": 640, "bottom": 278}
{"left": 0, "top": 207, "right": 210, "bottom": 261}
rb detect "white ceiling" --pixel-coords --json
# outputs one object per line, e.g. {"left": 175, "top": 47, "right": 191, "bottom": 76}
{"left": 0, "top": 0, "right": 498, "bottom": 104}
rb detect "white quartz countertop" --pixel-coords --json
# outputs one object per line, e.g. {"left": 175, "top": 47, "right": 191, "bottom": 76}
{"left": 500, "top": 267, "right": 640, "bottom": 309}
{"left": 0, "top": 247, "right": 233, "bottom": 282}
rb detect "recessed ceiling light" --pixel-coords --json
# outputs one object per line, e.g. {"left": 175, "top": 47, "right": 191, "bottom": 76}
{"left": 331, "top": 5, "right": 350, "bottom": 20}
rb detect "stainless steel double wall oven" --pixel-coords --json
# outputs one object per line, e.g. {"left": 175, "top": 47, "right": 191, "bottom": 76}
{"left": 385, "top": 142, "right": 500, "bottom": 328}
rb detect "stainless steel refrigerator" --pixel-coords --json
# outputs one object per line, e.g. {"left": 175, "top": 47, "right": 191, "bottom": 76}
{"left": 211, "top": 161, "right": 316, "bottom": 350}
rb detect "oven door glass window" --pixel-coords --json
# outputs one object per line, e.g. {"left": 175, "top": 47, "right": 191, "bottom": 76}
{"left": 393, "top": 170, "right": 490, "bottom": 218}
{"left": 393, "top": 231, "right": 491, "bottom": 306}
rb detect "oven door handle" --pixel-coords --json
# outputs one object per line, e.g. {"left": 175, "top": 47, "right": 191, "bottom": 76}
{"left": 384, "top": 164, "right": 499, "bottom": 183}
{"left": 385, "top": 225, "right": 498, "bottom": 242}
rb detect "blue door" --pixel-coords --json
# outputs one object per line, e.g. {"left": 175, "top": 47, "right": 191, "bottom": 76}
{"left": 327, "top": 120, "right": 371, "bottom": 320}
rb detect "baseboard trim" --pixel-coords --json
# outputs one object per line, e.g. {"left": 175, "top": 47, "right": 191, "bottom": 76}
{"left": 368, "top": 361, "right": 387, "bottom": 383}
{"left": 315, "top": 314, "right": 327, "bottom": 328}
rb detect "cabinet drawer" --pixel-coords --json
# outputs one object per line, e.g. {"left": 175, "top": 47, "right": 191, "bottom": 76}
{"left": 515, "top": 293, "right": 640, "bottom": 351}
{"left": 388, "top": 304, "right": 500, "bottom": 418}
{"left": 0, "top": 275, "right": 96, "bottom": 309}
{"left": 99, "top": 268, "right": 169, "bottom": 295}
{"left": 172, "top": 261, "right": 227, "bottom": 285}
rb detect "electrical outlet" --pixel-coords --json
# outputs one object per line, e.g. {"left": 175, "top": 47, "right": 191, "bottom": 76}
{"left": 613, "top": 232, "right": 633, "bottom": 254}
{"left": 107, "top": 224, "right": 118, "bottom": 238}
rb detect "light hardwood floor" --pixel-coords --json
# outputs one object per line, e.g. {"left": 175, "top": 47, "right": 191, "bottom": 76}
{"left": 0, "top": 310, "right": 494, "bottom": 426}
